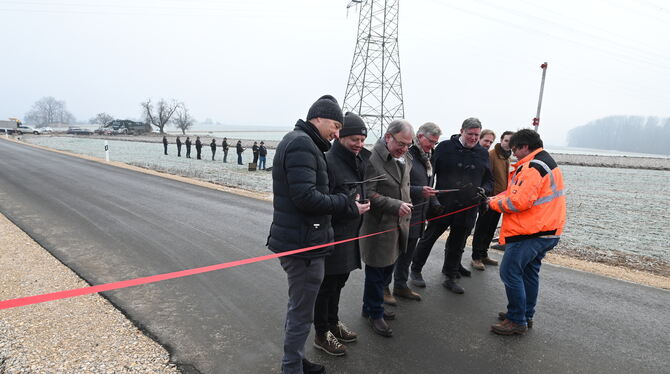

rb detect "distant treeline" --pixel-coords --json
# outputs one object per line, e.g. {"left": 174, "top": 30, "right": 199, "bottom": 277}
{"left": 567, "top": 116, "right": 670, "bottom": 155}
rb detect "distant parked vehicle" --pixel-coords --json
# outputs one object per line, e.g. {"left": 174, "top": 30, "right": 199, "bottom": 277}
{"left": 16, "top": 125, "right": 42, "bottom": 135}
{"left": 66, "top": 127, "right": 93, "bottom": 135}
{"left": 41, "top": 126, "right": 54, "bottom": 134}
{"left": 103, "top": 119, "right": 151, "bottom": 135}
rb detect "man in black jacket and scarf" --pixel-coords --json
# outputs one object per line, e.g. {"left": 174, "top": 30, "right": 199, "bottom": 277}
{"left": 268, "top": 96, "right": 369, "bottom": 374}
{"left": 195, "top": 136, "right": 202, "bottom": 160}
{"left": 385, "top": 122, "right": 442, "bottom": 303}
{"left": 410, "top": 117, "right": 493, "bottom": 294}
{"left": 312, "top": 112, "right": 370, "bottom": 357}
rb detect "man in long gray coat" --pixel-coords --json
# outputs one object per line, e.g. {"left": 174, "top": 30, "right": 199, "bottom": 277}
{"left": 359, "top": 119, "right": 414, "bottom": 337}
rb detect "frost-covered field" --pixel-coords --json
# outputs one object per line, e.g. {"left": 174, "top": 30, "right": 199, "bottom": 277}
{"left": 23, "top": 136, "right": 670, "bottom": 264}
{"left": 26, "top": 136, "right": 275, "bottom": 193}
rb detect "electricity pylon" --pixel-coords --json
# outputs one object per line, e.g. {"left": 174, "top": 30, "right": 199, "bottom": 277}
{"left": 343, "top": 0, "right": 404, "bottom": 139}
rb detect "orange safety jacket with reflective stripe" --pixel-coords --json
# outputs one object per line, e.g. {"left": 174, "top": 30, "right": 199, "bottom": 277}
{"left": 489, "top": 148, "right": 566, "bottom": 244}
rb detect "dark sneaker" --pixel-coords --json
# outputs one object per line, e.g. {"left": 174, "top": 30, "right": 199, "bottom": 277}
{"left": 482, "top": 257, "right": 499, "bottom": 266}
{"left": 369, "top": 317, "right": 393, "bottom": 337}
{"left": 361, "top": 309, "right": 396, "bottom": 320}
{"left": 458, "top": 265, "right": 471, "bottom": 277}
{"left": 314, "top": 331, "right": 346, "bottom": 356}
{"left": 330, "top": 321, "right": 357, "bottom": 343}
{"left": 498, "top": 312, "right": 533, "bottom": 328}
{"left": 383, "top": 287, "right": 398, "bottom": 306}
{"left": 471, "top": 259, "right": 485, "bottom": 271}
{"left": 442, "top": 279, "right": 465, "bottom": 294}
{"left": 393, "top": 287, "right": 422, "bottom": 301}
{"left": 302, "top": 358, "right": 326, "bottom": 374}
{"left": 491, "top": 319, "right": 528, "bottom": 335}
{"left": 410, "top": 271, "right": 426, "bottom": 287}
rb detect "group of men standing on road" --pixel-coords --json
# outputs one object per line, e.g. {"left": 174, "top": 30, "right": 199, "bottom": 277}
{"left": 267, "top": 95, "right": 566, "bottom": 374}
{"left": 161, "top": 135, "right": 267, "bottom": 169}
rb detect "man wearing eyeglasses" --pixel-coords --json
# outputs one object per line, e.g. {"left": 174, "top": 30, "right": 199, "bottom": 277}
{"left": 359, "top": 119, "right": 414, "bottom": 337}
{"left": 410, "top": 117, "right": 493, "bottom": 294}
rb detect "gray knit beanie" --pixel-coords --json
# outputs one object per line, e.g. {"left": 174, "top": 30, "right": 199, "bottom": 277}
{"left": 306, "top": 95, "right": 344, "bottom": 124}
{"left": 339, "top": 112, "right": 368, "bottom": 138}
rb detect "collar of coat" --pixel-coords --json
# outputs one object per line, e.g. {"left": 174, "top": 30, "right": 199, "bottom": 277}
{"left": 331, "top": 139, "right": 365, "bottom": 170}
{"left": 494, "top": 143, "right": 512, "bottom": 159}
{"left": 295, "top": 119, "right": 331, "bottom": 152}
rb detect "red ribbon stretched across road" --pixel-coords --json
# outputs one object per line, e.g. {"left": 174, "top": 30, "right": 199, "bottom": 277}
{"left": 0, "top": 204, "right": 478, "bottom": 310}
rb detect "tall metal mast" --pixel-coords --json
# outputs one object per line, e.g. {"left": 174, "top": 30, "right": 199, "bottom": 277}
{"left": 343, "top": 0, "right": 404, "bottom": 139}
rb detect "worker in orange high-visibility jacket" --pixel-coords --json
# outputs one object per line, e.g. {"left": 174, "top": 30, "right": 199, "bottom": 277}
{"left": 487, "top": 129, "right": 566, "bottom": 336}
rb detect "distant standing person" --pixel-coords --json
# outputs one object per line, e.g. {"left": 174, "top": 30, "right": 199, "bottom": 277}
{"left": 185, "top": 137, "right": 192, "bottom": 158}
{"left": 210, "top": 139, "right": 217, "bottom": 161}
{"left": 489, "top": 129, "right": 566, "bottom": 335}
{"left": 195, "top": 136, "right": 202, "bottom": 160}
{"left": 258, "top": 141, "right": 268, "bottom": 170}
{"left": 222, "top": 137, "right": 229, "bottom": 163}
{"left": 162, "top": 136, "right": 168, "bottom": 155}
{"left": 252, "top": 141, "right": 260, "bottom": 164}
{"left": 176, "top": 136, "right": 182, "bottom": 157}
{"left": 236, "top": 140, "right": 244, "bottom": 165}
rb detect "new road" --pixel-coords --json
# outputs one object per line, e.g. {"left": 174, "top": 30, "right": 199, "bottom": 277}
{"left": 0, "top": 139, "right": 668, "bottom": 373}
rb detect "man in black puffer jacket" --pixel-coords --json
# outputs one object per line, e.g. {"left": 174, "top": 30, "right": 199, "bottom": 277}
{"left": 410, "top": 117, "right": 493, "bottom": 294}
{"left": 268, "top": 96, "right": 369, "bottom": 374}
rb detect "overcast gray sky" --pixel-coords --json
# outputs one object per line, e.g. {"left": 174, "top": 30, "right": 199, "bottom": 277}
{"left": 2, "top": 0, "right": 669, "bottom": 145}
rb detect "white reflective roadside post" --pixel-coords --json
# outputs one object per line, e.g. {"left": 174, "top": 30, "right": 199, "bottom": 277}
{"left": 105, "top": 140, "right": 110, "bottom": 161}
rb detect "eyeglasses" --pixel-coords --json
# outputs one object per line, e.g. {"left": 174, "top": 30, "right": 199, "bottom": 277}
{"left": 421, "top": 135, "right": 439, "bottom": 146}
{"left": 390, "top": 133, "right": 413, "bottom": 149}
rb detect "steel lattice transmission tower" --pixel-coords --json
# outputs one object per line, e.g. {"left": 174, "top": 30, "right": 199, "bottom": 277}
{"left": 343, "top": 0, "right": 404, "bottom": 139}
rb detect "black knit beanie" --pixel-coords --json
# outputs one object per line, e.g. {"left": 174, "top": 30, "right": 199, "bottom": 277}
{"left": 339, "top": 112, "right": 368, "bottom": 138}
{"left": 306, "top": 95, "right": 344, "bottom": 124}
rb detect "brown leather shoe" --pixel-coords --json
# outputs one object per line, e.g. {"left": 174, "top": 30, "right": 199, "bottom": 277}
{"left": 361, "top": 309, "right": 396, "bottom": 321}
{"left": 498, "top": 312, "right": 533, "bottom": 328}
{"left": 383, "top": 287, "right": 398, "bottom": 306}
{"left": 482, "top": 257, "right": 499, "bottom": 266}
{"left": 471, "top": 259, "right": 485, "bottom": 271}
{"left": 369, "top": 317, "right": 393, "bottom": 337}
{"left": 393, "top": 287, "right": 422, "bottom": 301}
{"left": 330, "top": 321, "right": 358, "bottom": 343}
{"left": 491, "top": 319, "right": 528, "bottom": 335}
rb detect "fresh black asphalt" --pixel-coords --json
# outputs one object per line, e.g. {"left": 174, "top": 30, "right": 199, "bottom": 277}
{"left": 0, "top": 139, "right": 668, "bottom": 373}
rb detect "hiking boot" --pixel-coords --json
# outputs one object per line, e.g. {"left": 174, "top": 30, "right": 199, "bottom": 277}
{"left": 458, "top": 265, "right": 471, "bottom": 277}
{"left": 482, "top": 257, "right": 499, "bottom": 266}
{"left": 410, "top": 271, "right": 426, "bottom": 287}
{"left": 442, "top": 278, "right": 465, "bottom": 294}
{"left": 498, "top": 312, "right": 533, "bottom": 328}
{"left": 471, "top": 259, "right": 485, "bottom": 271}
{"left": 330, "top": 321, "right": 357, "bottom": 343}
{"left": 302, "top": 358, "right": 326, "bottom": 374}
{"left": 393, "top": 287, "right": 422, "bottom": 301}
{"left": 383, "top": 287, "right": 398, "bottom": 306}
{"left": 491, "top": 319, "right": 528, "bottom": 335}
{"left": 314, "top": 331, "right": 347, "bottom": 356}
{"left": 362, "top": 309, "right": 396, "bottom": 320}
{"left": 369, "top": 317, "right": 393, "bottom": 337}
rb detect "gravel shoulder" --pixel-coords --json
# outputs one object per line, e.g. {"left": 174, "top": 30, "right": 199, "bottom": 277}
{"left": 0, "top": 212, "right": 180, "bottom": 374}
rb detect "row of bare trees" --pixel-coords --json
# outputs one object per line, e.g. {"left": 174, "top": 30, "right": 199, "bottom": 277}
{"left": 23, "top": 96, "right": 196, "bottom": 135}
{"left": 140, "top": 99, "right": 194, "bottom": 135}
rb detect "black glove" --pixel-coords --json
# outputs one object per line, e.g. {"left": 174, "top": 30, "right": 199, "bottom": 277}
{"left": 346, "top": 185, "right": 359, "bottom": 203}
{"left": 427, "top": 203, "right": 445, "bottom": 219}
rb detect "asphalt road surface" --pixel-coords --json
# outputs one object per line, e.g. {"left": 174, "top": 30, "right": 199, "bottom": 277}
{"left": 1, "top": 139, "right": 668, "bottom": 374}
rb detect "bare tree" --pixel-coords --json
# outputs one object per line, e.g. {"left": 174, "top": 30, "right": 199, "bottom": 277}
{"left": 24, "top": 96, "right": 76, "bottom": 127}
{"left": 90, "top": 112, "right": 114, "bottom": 127}
{"left": 141, "top": 99, "right": 180, "bottom": 134}
{"left": 172, "top": 105, "right": 194, "bottom": 135}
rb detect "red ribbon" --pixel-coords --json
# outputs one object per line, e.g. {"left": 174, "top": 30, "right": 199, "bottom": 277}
{"left": 0, "top": 204, "right": 478, "bottom": 310}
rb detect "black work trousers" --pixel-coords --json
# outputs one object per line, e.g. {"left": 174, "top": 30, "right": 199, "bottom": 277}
{"left": 471, "top": 209, "right": 501, "bottom": 260}
{"left": 313, "top": 272, "right": 350, "bottom": 335}
{"left": 411, "top": 215, "right": 472, "bottom": 277}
